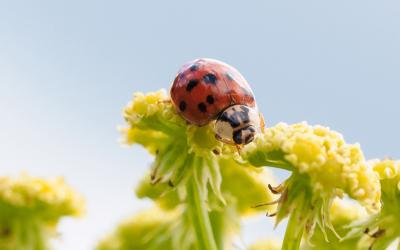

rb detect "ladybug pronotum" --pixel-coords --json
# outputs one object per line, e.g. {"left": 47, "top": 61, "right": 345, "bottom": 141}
{"left": 170, "top": 58, "right": 263, "bottom": 145}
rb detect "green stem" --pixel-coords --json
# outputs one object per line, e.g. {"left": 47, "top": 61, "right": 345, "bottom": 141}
{"left": 262, "top": 161, "right": 294, "bottom": 171}
{"left": 209, "top": 211, "right": 225, "bottom": 250}
{"left": 1, "top": 217, "right": 48, "bottom": 250}
{"left": 281, "top": 178, "right": 310, "bottom": 250}
{"left": 187, "top": 172, "right": 218, "bottom": 250}
{"left": 373, "top": 235, "right": 398, "bottom": 250}
{"left": 282, "top": 207, "right": 305, "bottom": 250}
{"left": 245, "top": 150, "right": 294, "bottom": 171}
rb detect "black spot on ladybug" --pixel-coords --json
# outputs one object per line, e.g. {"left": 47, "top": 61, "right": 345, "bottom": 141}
{"left": 179, "top": 101, "right": 187, "bottom": 111}
{"left": 203, "top": 73, "right": 217, "bottom": 84}
{"left": 190, "top": 64, "right": 199, "bottom": 71}
{"left": 178, "top": 73, "right": 185, "bottom": 80}
{"left": 206, "top": 95, "right": 214, "bottom": 104}
{"left": 198, "top": 102, "right": 207, "bottom": 112}
{"left": 186, "top": 79, "right": 199, "bottom": 91}
{"left": 225, "top": 72, "right": 234, "bottom": 81}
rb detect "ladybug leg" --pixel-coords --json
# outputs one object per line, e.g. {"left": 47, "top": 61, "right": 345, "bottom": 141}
{"left": 235, "top": 144, "right": 242, "bottom": 155}
{"left": 215, "top": 134, "right": 233, "bottom": 144}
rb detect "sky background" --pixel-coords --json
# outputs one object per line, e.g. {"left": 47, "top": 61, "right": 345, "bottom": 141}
{"left": 0, "top": 1, "right": 399, "bottom": 249}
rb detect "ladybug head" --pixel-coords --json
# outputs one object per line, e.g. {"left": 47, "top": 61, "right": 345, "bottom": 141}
{"left": 233, "top": 125, "right": 257, "bottom": 144}
{"left": 213, "top": 105, "right": 261, "bottom": 145}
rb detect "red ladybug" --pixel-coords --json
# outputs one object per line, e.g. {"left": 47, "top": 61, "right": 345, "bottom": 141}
{"left": 170, "top": 58, "right": 263, "bottom": 145}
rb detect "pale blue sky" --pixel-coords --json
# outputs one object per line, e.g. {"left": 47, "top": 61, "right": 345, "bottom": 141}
{"left": 0, "top": 1, "right": 399, "bottom": 249}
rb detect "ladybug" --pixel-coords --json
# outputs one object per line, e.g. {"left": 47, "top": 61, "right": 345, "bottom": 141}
{"left": 170, "top": 58, "right": 263, "bottom": 145}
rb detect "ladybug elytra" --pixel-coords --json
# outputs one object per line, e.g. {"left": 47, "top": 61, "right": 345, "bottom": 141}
{"left": 170, "top": 58, "right": 263, "bottom": 145}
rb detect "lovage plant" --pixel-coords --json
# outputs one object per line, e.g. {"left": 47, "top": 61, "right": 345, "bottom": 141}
{"left": 99, "top": 58, "right": 393, "bottom": 250}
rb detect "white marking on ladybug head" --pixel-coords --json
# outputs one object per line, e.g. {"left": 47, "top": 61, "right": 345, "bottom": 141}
{"left": 213, "top": 105, "right": 261, "bottom": 145}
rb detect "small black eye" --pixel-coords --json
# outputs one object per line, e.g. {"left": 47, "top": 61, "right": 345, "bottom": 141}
{"left": 233, "top": 130, "right": 243, "bottom": 144}
{"left": 244, "top": 133, "right": 255, "bottom": 144}
{"left": 244, "top": 126, "right": 256, "bottom": 144}
{"left": 248, "top": 126, "right": 256, "bottom": 132}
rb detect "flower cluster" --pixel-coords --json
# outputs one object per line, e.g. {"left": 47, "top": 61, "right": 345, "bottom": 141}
{"left": 243, "top": 122, "right": 380, "bottom": 212}
{"left": 0, "top": 174, "right": 83, "bottom": 218}
{"left": 122, "top": 90, "right": 230, "bottom": 158}
{"left": 242, "top": 122, "right": 381, "bottom": 249}
{"left": 122, "top": 90, "right": 226, "bottom": 194}
{"left": 0, "top": 174, "right": 84, "bottom": 250}
{"left": 345, "top": 159, "right": 400, "bottom": 250}
{"left": 96, "top": 207, "right": 179, "bottom": 250}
